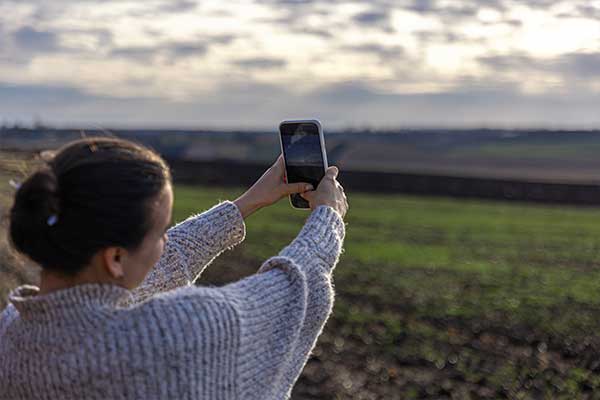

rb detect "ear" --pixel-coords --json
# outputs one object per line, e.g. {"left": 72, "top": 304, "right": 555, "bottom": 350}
{"left": 101, "top": 246, "right": 126, "bottom": 279}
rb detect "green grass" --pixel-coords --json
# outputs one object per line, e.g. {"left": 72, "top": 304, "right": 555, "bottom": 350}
{"left": 173, "top": 184, "right": 600, "bottom": 317}
{"left": 173, "top": 184, "right": 600, "bottom": 307}
{"left": 173, "top": 184, "right": 600, "bottom": 396}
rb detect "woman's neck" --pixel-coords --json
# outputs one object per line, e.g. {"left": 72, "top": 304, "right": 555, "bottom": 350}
{"left": 38, "top": 270, "right": 78, "bottom": 295}
{"left": 38, "top": 268, "right": 109, "bottom": 296}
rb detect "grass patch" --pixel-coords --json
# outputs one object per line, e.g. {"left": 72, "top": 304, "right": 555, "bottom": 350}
{"left": 174, "top": 184, "right": 600, "bottom": 396}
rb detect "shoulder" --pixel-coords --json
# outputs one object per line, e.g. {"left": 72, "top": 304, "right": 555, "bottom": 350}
{"left": 119, "top": 285, "right": 240, "bottom": 337}
{"left": 145, "top": 285, "right": 233, "bottom": 311}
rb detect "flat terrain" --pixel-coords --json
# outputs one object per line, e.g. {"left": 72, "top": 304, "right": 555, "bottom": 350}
{"left": 8, "top": 128, "right": 600, "bottom": 184}
{"left": 174, "top": 185, "right": 600, "bottom": 399}
{"left": 4, "top": 182, "right": 600, "bottom": 399}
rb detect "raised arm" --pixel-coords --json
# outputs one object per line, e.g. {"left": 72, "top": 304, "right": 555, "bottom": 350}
{"left": 221, "top": 165, "right": 347, "bottom": 398}
{"left": 128, "top": 155, "right": 314, "bottom": 305}
{"left": 141, "top": 163, "right": 346, "bottom": 398}
{"left": 220, "top": 205, "right": 345, "bottom": 399}
{"left": 129, "top": 200, "right": 245, "bottom": 303}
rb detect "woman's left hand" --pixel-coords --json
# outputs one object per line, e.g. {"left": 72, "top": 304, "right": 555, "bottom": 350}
{"left": 233, "top": 155, "right": 313, "bottom": 219}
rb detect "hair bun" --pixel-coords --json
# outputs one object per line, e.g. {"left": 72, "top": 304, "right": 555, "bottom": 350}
{"left": 9, "top": 137, "right": 171, "bottom": 275}
{"left": 10, "top": 167, "right": 60, "bottom": 255}
{"left": 20, "top": 166, "right": 59, "bottom": 210}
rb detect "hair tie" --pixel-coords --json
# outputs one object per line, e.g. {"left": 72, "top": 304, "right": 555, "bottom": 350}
{"left": 9, "top": 179, "right": 21, "bottom": 190}
{"left": 47, "top": 214, "right": 58, "bottom": 226}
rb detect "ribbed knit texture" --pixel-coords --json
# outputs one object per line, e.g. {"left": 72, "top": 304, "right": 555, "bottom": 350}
{"left": 0, "top": 200, "right": 346, "bottom": 400}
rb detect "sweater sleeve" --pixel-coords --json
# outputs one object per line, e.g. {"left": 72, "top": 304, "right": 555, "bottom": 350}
{"left": 0, "top": 305, "right": 18, "bottom": 338}
{"left": 220, "top": 205, "right": 345, "bottom": 399}
{"left": 128, "top": 201, "right": 246, "bottom": 304}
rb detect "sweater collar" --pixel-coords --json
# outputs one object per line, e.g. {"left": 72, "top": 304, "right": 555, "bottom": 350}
{"left": 8, "top": 283, "right": 133, "bottom": 321}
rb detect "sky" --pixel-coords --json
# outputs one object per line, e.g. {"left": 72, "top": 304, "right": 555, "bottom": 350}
{"left": 1, "top": 0, "right": 600, "bottom": 129}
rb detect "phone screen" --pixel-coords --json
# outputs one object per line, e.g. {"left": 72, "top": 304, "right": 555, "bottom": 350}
{"left": 280, "top": 122, "right": 326, "bottom": 208}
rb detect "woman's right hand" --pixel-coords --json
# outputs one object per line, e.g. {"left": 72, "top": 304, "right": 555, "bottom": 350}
{"left": 300, "top": 166, "right": 348, "bottom": 218}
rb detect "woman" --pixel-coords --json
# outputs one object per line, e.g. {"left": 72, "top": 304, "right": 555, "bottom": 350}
{"left": 0, "top": 137, "right": 347, "bottom": 400}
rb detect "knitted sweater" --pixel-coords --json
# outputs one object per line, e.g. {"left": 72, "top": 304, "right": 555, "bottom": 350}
{"left": 0, "top": 201, "right": 346, "bottom": 400}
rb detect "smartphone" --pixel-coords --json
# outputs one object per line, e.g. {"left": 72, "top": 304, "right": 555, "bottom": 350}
{"left": 279, "top": 119, "right": 328, "bottom": 209}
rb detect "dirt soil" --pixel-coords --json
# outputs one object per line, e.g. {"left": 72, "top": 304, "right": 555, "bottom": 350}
{"left": 199, "top": 253, "right": 600, "bottom": 400}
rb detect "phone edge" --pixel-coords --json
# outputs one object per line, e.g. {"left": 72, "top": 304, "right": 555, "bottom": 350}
{"left": 278, "top": 119, "right": 326, "bottom": 210}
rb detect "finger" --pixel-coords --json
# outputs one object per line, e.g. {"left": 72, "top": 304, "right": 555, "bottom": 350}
{"left": 273, "top": 154, "right": 285, "bottom": 171}
{"left": 326, "top": 166, "right": 339, "bottom": 179}
{"left": 300, "top": 190, "right": 316, "bottom": 201}
{"left": 281, "top": 182, "right": 313, "bottom": 195}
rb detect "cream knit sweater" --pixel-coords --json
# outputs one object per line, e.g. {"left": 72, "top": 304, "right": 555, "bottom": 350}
{"left": 0, "top": 201, "right": 345, "bottom": 400}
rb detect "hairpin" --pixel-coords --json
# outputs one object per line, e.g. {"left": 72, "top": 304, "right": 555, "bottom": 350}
{"left": 47, "top": 214, "right": 58, "bottom": 226}
{"left": 9, "top": 179, "right": 21, "bottom": 190}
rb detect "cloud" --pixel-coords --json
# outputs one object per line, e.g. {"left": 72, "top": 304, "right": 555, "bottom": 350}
{"left": 252, "top": 3, "right": 337, "bottom": 39}
{"left": 4, "top": 77, "right": 600, "bottom": 129}
{"left": 405, "top": 0, "right": 498, "bottom": 22}
{"left": 557, "top": 4, "right": 600, "bottom": 20}
{"left": 2, "top": 0, "right": 600, "bottom": 128}
{"left": 521, "top": 0, "right": 565, "bottom": 8}
{"left": 0, "top": 82, "right": 104, "bottom": 109}
{"left": 406, "top": 0, "right": 437, "bottom": 14}
{"left": 350, "top": 7, "right": 396, "bottom": 32}
{"left": 256, "top": 0, "right": 342, "bottom": 5}
{"left": 233, "top": 57, "right": 287, "bottom": 69}
{"left": 342, "top": 43, "right": 404, "bottom": 62}
{"left": 109, "top": 35, "right": 235, "bottom": 63}
{"left": 65, "top": 28, "right": 114, "bottom": 50}
{"left": 7, "top": 25, "right": 114, "bottom": 63}
{"left": 478, "top": 51, "right": 600, "bottom": 82}
{"left": 300, "top": 80, "right": 600, "bottom": 128}
{"left": 13, "top": 26, "right": 59, "bottom": 53}
{"left": 439, "top": 4, "right": 478, "bottom": 18}
{"left": 414, "top": 30, "right": 473, "bottom": 45}
{"left": 0, "top": 81, "right": 295, "bottom": 128}
{"left": 110, "top": 46, "right": 159, "bottom": 63}
{"left": 157, "top": 0, "right": 198, "bottom": 14}
{"left": 290, "top": 27, "right": 333, "bottom": 38}
{"left": 209, "top": 34, "right": 236, "bottom": 45}
{"left": 126, "top": 0, "right": 199, "bottom": 17}
{"left": 353, "top": 10, "right": 389, "bottom": 25}
{"left": 28, "top": 1, "right": 104, "bottom": 23}
{"left": 308, "top": 81, "right": 376, "bottom": 106}
{"left": 561, "top": 52, "right": 600, "bottom": 79}
{"left": 478, "top": 53, "right": 540, "bottom": 71}
{"left": 110, "top": 43, "right": 207, "bottom": 63}
{"left": 167, "top": 43, "right": 208, "bottom": 59}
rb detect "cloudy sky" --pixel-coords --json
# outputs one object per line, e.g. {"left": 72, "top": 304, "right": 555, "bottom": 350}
{"left": 1, "top": 0, "right": 600, "bottom": 129}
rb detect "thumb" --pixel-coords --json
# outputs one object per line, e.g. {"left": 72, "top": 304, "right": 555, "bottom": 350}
{"left": 300, "top": 189, "right": 316, "bottom": 202}
{"left": 326, "top": 166, "right": 339, "bottom": 179}
{"left": 281, "top": 182, "right": 313, "bottom": 195}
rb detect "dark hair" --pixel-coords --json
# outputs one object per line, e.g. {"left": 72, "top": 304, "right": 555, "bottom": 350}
{"left": 8, "top": 137, "right": 172, "bottom": 276}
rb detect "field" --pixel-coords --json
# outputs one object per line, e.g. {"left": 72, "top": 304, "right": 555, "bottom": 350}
{"left": 173, "top": 185, "right": 600, "bottom": 400}
{"left": 4, "top": 180, "right": 600, "bottom": 399}
{"left": 9, "top": 128, "right": 600, "bottom": 184}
